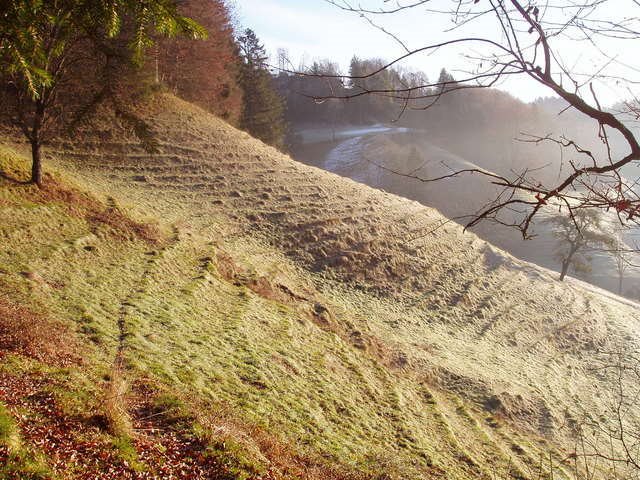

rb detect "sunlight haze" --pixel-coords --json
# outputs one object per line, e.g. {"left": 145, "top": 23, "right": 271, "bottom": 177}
{"left": 237, "top": 0, "right": 638, "bottom": 105}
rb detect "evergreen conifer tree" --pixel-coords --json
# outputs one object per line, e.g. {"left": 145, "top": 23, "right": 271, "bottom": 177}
{"left": 237, "top": 29, "right": 286, "bottom": 150}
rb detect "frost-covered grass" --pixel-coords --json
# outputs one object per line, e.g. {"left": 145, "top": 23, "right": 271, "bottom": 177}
{"left": 1, "top": 94, "right": 639, "bottom": 479}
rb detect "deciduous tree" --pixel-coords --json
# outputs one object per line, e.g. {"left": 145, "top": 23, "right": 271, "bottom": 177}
{"left": 545, "top": 209, "right": 613, "bottom": 282}
{"left": 157, "top": 0, "right": 243, "bottom": 124}
{"left": 0, "top": 0, "right": 206, "bottom": 186}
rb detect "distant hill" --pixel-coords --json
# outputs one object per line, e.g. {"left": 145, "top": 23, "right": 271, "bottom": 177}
{"left": 1, "top": 93, "right": 639, "bottom": 479}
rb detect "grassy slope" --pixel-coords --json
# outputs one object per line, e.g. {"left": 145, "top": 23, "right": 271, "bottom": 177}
{"left": 1, "top": 94, "right": 639, "bottom": 479}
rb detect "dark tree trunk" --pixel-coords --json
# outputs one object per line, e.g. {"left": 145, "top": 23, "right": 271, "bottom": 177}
{"left": 30, "top": 98, "right": 46, "bottom": 188}
{"left": 559, "top": 259, "right": 570, "bottom": 282}
{"left": 559, "top": 244, "right": 579, "bottom": 282}
{"left": 30, "top": 139, "right": 43, "bottom": 187}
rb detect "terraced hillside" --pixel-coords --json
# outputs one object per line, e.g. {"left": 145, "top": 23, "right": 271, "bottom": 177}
{"left": 1, "top": 94, "right": 639, "bottom": 479}
{"left": 296, "top": 129, "right": 640, "bottom": 294}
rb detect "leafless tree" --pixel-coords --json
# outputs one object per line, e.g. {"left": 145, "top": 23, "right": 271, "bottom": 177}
{"left": 295, "top": 0, "right": 640, "bottom": 239}
{"left": 545, "top": 209, "right": 614, "bottom": 281}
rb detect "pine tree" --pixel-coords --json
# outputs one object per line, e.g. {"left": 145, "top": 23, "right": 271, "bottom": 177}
{"left": 437, "top": 68, "right": 457, "bottom": 93}
{"left": 237, "top": 29, "right": 286, "bottom": 150}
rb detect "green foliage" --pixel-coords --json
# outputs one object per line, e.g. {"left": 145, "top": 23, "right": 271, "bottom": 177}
{"left": 238, "top": 29, "right": 287, "bottom": 149}
{"left": 0, "top": 0, "right": 206, "bottom": 186}
{"left": 0, "top": 1, "right": 51, "bottom": 96}
{"left": 0, "top": 0, "right": 206, "bottom": 98}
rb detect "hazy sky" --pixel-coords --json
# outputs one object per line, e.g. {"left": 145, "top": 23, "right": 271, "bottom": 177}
{"left": 235, "top": 0, "right": 639, "bottom": 106}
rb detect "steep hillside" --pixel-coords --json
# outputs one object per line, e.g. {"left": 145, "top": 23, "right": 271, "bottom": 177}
{"left": 1, "top": 94, "right": 639, "bottom": 479}
{"left": 293, "top": 128, "right": 640, "bottom": 295}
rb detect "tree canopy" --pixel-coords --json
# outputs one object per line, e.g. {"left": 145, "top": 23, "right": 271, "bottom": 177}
{"left": 238, "top": 29, "right": 286, "bottom": 150}
{"left": 157, "top": 0, "right": 243, "bottom": 124}
{"left": 0, "top": 0, "right": 206, "bottom": 186}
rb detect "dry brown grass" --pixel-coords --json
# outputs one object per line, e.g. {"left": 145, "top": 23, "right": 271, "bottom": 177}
{"left": 86, "top": 206, "right": 163, "bottom": 245}
{"left": 103, "top": 369, "right": 133, "bottom": 439}
{"left": 141, "top": 383, "right": 379, "bottom": 480}
{"left": 0, "top": 158, "right": 164, "bottom": 246}
{"left": 198, "top": 416, "right": 361, "bottom": 480}
{"left": 215, "top": 249, "right": 397, "bottom": 363}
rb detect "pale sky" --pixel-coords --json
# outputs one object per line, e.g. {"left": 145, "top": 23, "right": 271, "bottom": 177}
{"left": 235, "top": 0, "right": 640, "bottom": 106}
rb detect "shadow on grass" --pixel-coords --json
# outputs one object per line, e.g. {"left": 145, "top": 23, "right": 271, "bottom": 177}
{"left": 0, "top": 169, "right": 32, "bottom": 185}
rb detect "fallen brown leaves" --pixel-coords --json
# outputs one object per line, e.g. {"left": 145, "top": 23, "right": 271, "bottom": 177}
{"left": 128, "top": 383, "right": 233, "bottom": 479}
{"left": 0, "top": 372, "right": 120, "bottom": 479}
{"left": 0, "top": 298, "right": 81, "bottom": 367}
{"left": 0, "top": 373, "right": 236, "bottom": 479}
